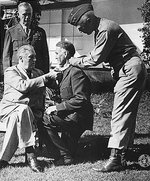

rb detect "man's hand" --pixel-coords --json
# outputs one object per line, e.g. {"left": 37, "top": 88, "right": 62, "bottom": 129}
{"left": 53, "top": 66, "right": 62, "bottom": 72}
{"left": 45, "top": 105, "right": 57, "bottom": 115}
{"left": 44, "top": 69, "right": 59, "bottom": 80}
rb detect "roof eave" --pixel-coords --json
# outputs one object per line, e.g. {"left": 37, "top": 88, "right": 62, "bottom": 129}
{"left": 2, "top": 0, "right": 91, "bottom": 10}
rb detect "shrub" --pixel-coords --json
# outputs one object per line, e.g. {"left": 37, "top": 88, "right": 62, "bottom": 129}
{"left": 138, "top": 0, "right": 150, "bottom": 68}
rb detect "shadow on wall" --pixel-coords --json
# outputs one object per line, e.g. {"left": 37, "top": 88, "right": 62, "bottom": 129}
{"left": 83, "top": 68, "right": 115, "bottom": 93}
{"left": 84, "top": 67, "right": 150, "bottom": 93}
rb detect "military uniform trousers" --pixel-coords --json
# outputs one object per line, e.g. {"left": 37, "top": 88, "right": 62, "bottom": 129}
{"left": 108, "top": 56, "right": 147, "bottom": 149}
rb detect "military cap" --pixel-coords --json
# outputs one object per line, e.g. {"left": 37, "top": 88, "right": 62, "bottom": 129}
{"left": 68, "top": 3, "right": 93, "bottom": 26}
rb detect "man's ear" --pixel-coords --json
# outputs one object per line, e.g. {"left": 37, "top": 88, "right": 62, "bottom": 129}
{"left": 64, "top": 50, "right": 69, "bottom": 58}
{"left": 17, "top": 11, "right": 20, "bottom": 21}
{"left": 86, "top": 17, "right": 91, "bottom": 24}
{"left": 19, "top": 56, "right": 23, "bottom": 62}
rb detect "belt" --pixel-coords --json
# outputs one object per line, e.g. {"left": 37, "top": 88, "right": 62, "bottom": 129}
{"left": 112, "top": 51, "right": 140, "bottom": 72}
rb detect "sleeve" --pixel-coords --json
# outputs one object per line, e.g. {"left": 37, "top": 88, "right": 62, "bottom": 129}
{"left": 2, "top": 30, "right": 13, "bottom": 72}
{"left": 4, "top": 68, "right": 46, "bottom": 93}
{"left": 76, "top": 29, "right": 119, "bottom": 68}
{"left": 41, "top": 29, "right": 50, "bottom": 73}
{"left": 56, "top": 68, "right": 90, "bottom": 112}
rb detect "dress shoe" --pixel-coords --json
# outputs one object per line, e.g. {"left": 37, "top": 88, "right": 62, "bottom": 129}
{"left": 27, "top": 154, "right": 43, "bottom": 172}
{"left": 0, "top": 160, "right": 9, "bottom": 169}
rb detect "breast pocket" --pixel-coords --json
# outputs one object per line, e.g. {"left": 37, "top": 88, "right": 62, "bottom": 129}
{"left": 60, "top": 86, "right": 73, "bottom": 100}
{"left": 12, "top": 37, "right": 26, "bottom": 51}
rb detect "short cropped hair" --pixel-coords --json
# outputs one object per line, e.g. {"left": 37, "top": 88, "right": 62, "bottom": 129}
{"left": 17, "top": 45, "right": 35, "bottom": 59}
{"left": 18, "top": 2, "right": 33, "bottom": 12}
{"left": 56, "top": 41, "right": 76, "bottom": 58}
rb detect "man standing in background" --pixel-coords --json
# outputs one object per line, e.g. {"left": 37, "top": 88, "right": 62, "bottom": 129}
{"left": 2, "top": 2, "right": 50, "bottom": 74}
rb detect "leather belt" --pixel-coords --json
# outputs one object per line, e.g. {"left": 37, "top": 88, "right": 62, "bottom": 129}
{"left": 112, "top": 51, "right": 140, "bottom": 72}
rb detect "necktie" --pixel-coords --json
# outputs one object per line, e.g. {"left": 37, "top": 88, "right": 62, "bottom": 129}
{"left": 27, "top": 71, "right": 31, "bottom": 78}
{"left": 24, "top": 27, "right": 29, "bottom": 35}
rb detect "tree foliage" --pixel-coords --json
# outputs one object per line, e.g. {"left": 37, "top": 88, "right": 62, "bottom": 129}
{"left": 138, "top": 0, "right": 150, "bottom": 66}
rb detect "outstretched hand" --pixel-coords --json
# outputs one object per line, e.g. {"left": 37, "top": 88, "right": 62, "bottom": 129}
{"left": 45, "top": 69, "right": 58, "bottom": 79}
{"left": 45, "top": 105, "right": 57, "bottom": 115}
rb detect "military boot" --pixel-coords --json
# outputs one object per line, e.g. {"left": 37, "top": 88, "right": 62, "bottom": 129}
{"left": 93, "top": 148, "right": 127, "bottom": 172}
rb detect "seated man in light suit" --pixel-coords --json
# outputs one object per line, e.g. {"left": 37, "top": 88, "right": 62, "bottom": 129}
{"left": 0, "top": 44, "right": 58, "bottom": 172}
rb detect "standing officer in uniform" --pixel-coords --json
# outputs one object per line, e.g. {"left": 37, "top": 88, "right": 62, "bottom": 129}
{"left": 2, "top": 2, "right": 49, "bottom": 74}
{"left": 68, "top": 3, "right": 147, "bottom": 172}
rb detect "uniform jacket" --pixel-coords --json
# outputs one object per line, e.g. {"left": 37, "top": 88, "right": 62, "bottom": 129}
{"left": 76, "top": 18, "right": 139, "bottom": 72}
{"left": 0, "top": 65, "right": 46, "bottom": 126}
{"left": 2, "top": 23, "right": 50, "bottom": 74}
{"left": 56, "top": 65, "right": 93, "bottom": 131}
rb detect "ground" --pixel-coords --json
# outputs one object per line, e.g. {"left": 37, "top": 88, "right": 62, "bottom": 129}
{"left": 0, "top": 83, "right": 150, "bottom": 181}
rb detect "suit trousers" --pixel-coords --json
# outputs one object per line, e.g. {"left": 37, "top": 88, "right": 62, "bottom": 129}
{"left": 108, "top": 56, "right": 147, "bottom": 149}
{"left": 0, "top": 104, "right": 35, "bottom": 161}
{"left": 43, "top": 114, "right": 84, "bottom": 157}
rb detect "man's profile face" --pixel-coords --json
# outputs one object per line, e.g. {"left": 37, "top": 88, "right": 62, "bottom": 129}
{"left": 20, "top": 50, "right": 36, "bottom": 71}
{"left": 76, "top": 14, "right": 93, "bottom": 35}
{"left": 18, "top": 5, "right": 32, "bottom": 27}
{"left": 55, "top": 46, "right": 67, "bottom": 67}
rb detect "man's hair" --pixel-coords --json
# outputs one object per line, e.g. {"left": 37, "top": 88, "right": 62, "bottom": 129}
{"left": 56, "top": 41, "right": 75, "bottom": 58}
{"left": 18, "top": 2, "right": 33, "bottom": 11}
{"left": 17, "top": 45, "right": 35, "bottom": 59}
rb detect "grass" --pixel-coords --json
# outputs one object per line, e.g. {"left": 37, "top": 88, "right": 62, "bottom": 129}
{"left": 0, "top": 83, "right": 150, "bottom": 181}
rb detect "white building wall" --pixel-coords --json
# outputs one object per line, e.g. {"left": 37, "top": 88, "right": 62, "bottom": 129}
{"left": 38, "top": 0, "right": 145, "bottom": 66}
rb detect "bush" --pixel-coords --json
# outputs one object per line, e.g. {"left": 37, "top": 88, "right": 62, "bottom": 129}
{"left": 138, "top": 0, "right": 150, "bottom": 68}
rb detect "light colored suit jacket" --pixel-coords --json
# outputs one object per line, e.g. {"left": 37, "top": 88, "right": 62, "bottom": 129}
{"left": 0, "top": 65, "right": 46, "bottom": 127}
